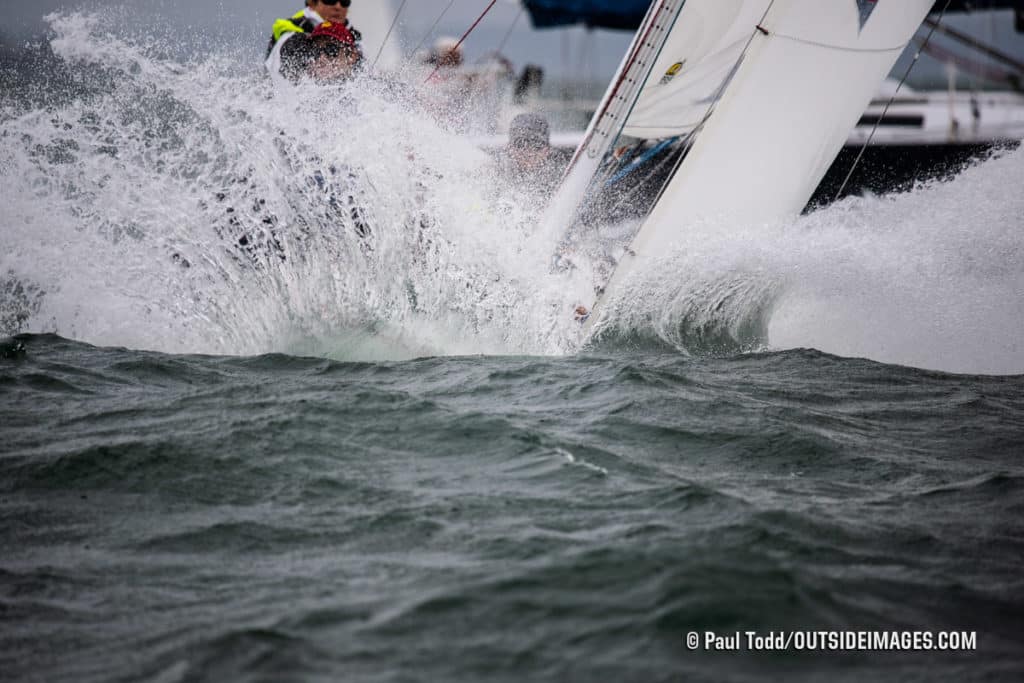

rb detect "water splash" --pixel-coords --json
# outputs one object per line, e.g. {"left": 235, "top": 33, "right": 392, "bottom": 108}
{"left": 591, "top": 144, "right": 1024, "bottom": 374}
{"left": 0, "top": 12, "right": 588, "bottom": 359}
{"left": 770, "top": 145, "right": 1024, "bottom": 375}
{"left": 3, "top": 12, "right": 1022, "bottom": 374}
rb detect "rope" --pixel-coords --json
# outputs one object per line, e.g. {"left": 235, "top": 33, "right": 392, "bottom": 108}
{"left": 423, "top": 0, "right": 500, "bottom": 84}
{"left": 372, "top": 0, "right": 409, "bottom": 68}
{"left": 408, "top": 0, "right": 457, "bottom": 59}
{"left": 496, "top": 6, "right": 525, "bottom": 55}
{"left": 919, "top": 38, "right": 1020, "bottom": 91}
{"left": 922, "top": 16, "right": 1024, "bottom": 74}
{"left": 767, "top": 33, "right": 913, "bottom": 53}
{"left": 832, "top": 0, "right": 953, "bottom": 203}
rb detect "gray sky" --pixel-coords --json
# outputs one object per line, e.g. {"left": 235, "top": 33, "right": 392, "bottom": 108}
{"left": 4, "top": 1, "right": 1022, "bottom": 87}
{"left": 3, "top": 0, "right": 631, "bottom": 84}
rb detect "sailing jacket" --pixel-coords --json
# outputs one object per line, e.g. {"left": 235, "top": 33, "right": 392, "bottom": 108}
{"left": 265, "top": 8, "right": 362, "bottom": 86}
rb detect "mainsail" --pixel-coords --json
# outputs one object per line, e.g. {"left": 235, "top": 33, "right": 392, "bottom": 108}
{"left": 549, "top": 0, "right": 938, "bottom": 334}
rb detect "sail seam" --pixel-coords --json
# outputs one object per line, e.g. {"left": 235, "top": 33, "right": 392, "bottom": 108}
{"left": 770, "top": 33, "right": 907, "bottom": 53}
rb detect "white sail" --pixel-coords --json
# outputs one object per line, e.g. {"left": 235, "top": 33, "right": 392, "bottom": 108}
{"left": 553, "top": 0, "right": 937, "bottom": 335}
{"left": 349, "top": 0, "right": 403, "bottom": 70}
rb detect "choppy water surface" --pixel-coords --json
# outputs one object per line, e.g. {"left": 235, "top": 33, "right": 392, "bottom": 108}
{"left": 2, "top": 335, "right": 1024, "bottom": 682}
{"left": 2, "top": 11, "right": 1024, "bottom": 683}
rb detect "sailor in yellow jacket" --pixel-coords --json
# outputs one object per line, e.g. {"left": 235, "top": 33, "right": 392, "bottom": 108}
{"left": 265, "top": 0, "right": 362, "bottom": 86}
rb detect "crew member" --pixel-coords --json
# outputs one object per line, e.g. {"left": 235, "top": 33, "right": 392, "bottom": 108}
{"left": 266, "top": 0, "right": 362, "bottom": 86}
{"left": 497, "top": 114, "right": 585, "bottom": 320}
{"left": 308, "top": 21, "right": 363, "bottom": 83}
{"left": 430, "top": 36, "right": 464, "bottom": 70}
{"left": 497, "top": 113, "right": 567, "bottom": 200}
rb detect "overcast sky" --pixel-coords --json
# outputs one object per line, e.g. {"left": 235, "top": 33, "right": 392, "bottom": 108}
{"left": 3, "top": 0, "right": 631, "bottom": 83}
{"left": 4, "top": 1, "right": 1023, "bottom": 87}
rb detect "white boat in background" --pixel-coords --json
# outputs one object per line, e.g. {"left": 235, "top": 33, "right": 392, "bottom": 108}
{"left": 803, "top": 77, "right": 1024, "bottom": 205}
{"left": 478, "top": 79, "right": 1024, "bottom": 149}
{"left": 851, "top": 79, "right": 1024, "bottom": 146}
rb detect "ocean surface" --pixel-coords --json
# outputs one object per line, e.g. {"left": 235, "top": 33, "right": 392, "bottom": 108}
{"left": 2, "top": 335, "right": 1024, "bottom": 682}
{"left": 3, "top": 10, "right": 1024, "bottom": 683}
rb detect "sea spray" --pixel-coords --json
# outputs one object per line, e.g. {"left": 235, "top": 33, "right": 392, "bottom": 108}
{"left": 3, "top": 12, "right": 1022, "bottom": 374}
{"left": 769, "top": 144, "right": 1024, "bottom": 375}
{"left": 586, "top": 143, "right": 1023, "bottom": 373}
{"left": 0, "top": 12, "right": 589, "bottom": 358}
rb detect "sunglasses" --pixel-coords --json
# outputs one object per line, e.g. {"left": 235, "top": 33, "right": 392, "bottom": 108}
{"left": 511, "top": 138, "right": 547, "bottom": 152}
{"left": 316, "top": 39, "right": 359, "bottom": 59}
{"left": 320, "top": 0, "right": 351, "bottom": 6}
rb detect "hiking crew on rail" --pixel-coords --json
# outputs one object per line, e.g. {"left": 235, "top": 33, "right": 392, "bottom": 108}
{"left": 266, "top": 0, "right": 363, "bottom": 85}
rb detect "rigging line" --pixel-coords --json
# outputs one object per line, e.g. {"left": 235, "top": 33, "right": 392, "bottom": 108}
{"left": 918, "top": 38, "right": 1017, "bottom": 88}
{"left": 833, "top": 0, "right": 954, "bottom": 203}
{"left": 561, "top": 27, "right": 571, "bottom": 98}
{"left": 373, "top": 0, "right": 409, "bottom": 68}
{"left": 423, "top": 0, "right": 500, "bottom": 84}
{"left": 575, "top": 26, "right": 589, "bottom": 83}
{"left": 496, "top": 6, "right": 525, "bottom": 55}
{"left": 769, "top": 33, "right": 910, "bottom": 53}
{"left": 408, "top": 0, "right": 457, "bottom": 60}
{"left": 921, "top": 16, "right": 1024, "bottom": 73}
{"left": 604, "top": 138, "right": 685, "bottom": 217}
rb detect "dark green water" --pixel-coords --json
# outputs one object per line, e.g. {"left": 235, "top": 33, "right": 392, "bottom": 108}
{"left": 2, "top": 333, "right": 1022, "bottom": 682}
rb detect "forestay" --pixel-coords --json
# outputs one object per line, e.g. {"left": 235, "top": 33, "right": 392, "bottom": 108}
{"left": 550, "top": 0, "right": 937, "bottom": 335}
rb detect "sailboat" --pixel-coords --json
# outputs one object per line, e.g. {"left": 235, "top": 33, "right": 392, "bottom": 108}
{"left": 534, "top": 0, "right": 950, "bottom": 335}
